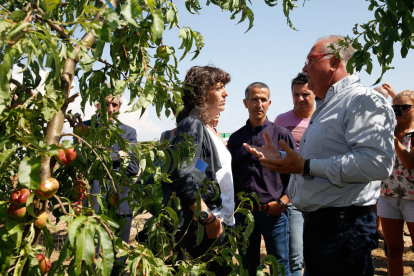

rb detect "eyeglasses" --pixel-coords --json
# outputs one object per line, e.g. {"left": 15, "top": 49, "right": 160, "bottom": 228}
{"left": 392, "top": 104, "right": 414, "bottom": 111}
{"left": 305, "top": 53, "right": 332, "bottom": 66}
{"left": 106, "top": 102, "right": 120, "bottom": 108}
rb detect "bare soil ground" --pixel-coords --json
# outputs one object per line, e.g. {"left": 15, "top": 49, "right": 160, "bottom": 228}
{"left": 46, "top": 212, "right": 414, "bottom": 275}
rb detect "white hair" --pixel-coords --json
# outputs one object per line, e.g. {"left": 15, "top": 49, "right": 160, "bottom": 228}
{"left": 316, "top": 35, "right": 356, "bottom": 64}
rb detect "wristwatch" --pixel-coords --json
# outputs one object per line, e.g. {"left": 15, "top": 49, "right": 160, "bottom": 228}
{"left": 199, "top": 208, "right": 211, "bottom": 221}
{"left": 278, "top": 199, "right": 288, "bottom": 212}
{"left": 301, "top": 159, "right": 315, "bottom": 180}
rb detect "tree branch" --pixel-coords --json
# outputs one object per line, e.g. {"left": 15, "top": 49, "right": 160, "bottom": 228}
{"left": 53, "top": 195, "right": 69, "bottom": 215}
{"left": 96, "top": 217, "right": 114, "bottom": 241}
{"left": 10, "top": 78, "right": 34, "bottom": 96}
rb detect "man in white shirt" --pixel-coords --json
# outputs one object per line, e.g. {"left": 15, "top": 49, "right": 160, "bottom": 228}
{"left": 244, "top": 35, "right": 395, "bottom": 275}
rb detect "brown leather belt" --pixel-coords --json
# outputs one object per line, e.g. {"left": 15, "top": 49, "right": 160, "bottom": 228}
{"left": 244, "top": 202, "right": 268, "bottom": 212}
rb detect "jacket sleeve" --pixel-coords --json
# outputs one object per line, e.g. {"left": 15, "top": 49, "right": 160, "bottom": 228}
{"left": 168, "top": 118, "right": 203, "bottom": 208}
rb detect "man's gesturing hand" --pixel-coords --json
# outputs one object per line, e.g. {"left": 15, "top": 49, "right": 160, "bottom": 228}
{"left": 243, "top": 131, "right": 281, "bottom": 160}
{"left": 244, "top": 131, "right": 306, "bottom": 174}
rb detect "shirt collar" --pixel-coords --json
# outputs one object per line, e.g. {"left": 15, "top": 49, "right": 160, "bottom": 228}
{"left": 324, "top": 74, "right": 360, "bottom": 103}
{"left": 246, "top": 116, "right": 271, "bottom": 132}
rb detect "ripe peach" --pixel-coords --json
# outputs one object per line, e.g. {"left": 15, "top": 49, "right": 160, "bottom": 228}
{"left": 73, "top": 180, "right": 87, "bottom": 194}
{"left": 34, "top": 212, "right": 49, "bottom": 229}
{"left": 36, "top": 254, "right": 51, "bottom": 275}
{"left": 108, "top": 192, "right": 120, "bottom": 206}
{"left": 9, "top": 188, "right": 31, "bottom": 206}
{"left": 39, "top": 178, "right": 59, "bottom": 194}
{"left": 54, "top": 148, "right": 77, "bottom": 166}
{"left": 8, "top": 204, "right": 27, "bottom": 220}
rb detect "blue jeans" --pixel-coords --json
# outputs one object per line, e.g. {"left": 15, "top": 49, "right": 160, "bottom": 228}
{"left": 303, "top": 211, "right": 378, "bottom": 276}
{"left": 288, "top": 204, "right": 304, "bottom": 276}
{"left": 235, "top": 211, "right": 291, "bottom": 276}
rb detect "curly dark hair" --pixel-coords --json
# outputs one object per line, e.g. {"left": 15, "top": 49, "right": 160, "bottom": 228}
{"left": 176, "top": 66, "right": 231, "bottom": 124}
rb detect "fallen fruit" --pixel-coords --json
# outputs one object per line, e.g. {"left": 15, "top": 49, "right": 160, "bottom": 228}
{"left": 54, "top": 147, "right": 77, "bottom": 166}
{"left": 36, "top": 254, "right": 51, "bottom": 275}
{"left": 8, "top": 204, "right": 27, "bottom": 220}
{"left": 9, "top": 188, "right": 31, "bottom": 206}
{"left": 34, "top": 212, "right": 49, "bottom": 229}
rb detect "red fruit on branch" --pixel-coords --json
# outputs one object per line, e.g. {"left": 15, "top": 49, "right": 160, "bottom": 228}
{"left": 108, "top": 192, "right": 120, "bottom": 206}
{"left": 36, "top": 254, "right": 51, "bottom": 275}
{"left": 34, "top": 212, "right": 49, "bottom": 229}
{"left": 9, "top": 188, "right": 31, "bottom": 206}
{"left": 73, "top": 180, "right": 87, "bottom": 194}
{"left": 54, "top": 147, "right": 77, "bottom": 166}
{"left": 73, "top": 124, "right": 90, "bottom": 137}
{"left": 39, "top": 178, "right": 59, "bottom": 194}
{"left": 36, "top": 178, "right": 59, "bottom": 200}
{"left": 74, "top": 193, "right": 85, "bottom": 201}
{"left": 8, "top": 204, "right": 27, "bottom": 220}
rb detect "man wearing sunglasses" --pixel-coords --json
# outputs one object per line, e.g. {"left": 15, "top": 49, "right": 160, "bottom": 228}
{"left": 82, "top": 91, "right": 139, "bottom": 275}
{"left": 243, "top": 35, "right": 395, "bottom": 275}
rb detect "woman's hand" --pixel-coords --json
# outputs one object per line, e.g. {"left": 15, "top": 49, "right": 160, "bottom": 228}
{"left": 383, "top": 83, "right": 396, "bottom": 99}
{"left": 205, "top": 216, "right": 223, "bottom": 239}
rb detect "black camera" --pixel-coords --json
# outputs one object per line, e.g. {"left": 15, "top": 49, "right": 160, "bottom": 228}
{"left": 393, "top": 107, "right": 403, "bottom": 117}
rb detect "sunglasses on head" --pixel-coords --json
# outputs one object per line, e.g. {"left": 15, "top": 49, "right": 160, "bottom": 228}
{"left": 392, "top": 104, "right": 414, "bottom": 111}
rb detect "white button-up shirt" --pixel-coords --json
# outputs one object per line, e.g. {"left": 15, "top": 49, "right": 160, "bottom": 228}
{"left": 288, "top": 74, "right": 395, "bottom": 212}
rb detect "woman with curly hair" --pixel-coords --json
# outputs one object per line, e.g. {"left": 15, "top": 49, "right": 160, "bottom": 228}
{"left": 169, "top": 65, "right": 234, "bottom": 275}
{"left": 378, "top": 90, "right": 414, "bottom": 276}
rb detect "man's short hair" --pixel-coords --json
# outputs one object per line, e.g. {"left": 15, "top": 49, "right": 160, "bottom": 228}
{"left": 373, "top": 87, "right": 388, "bottom": 99}
{"left": 291, "top": 72, "right": 308, "bottom": 92}
{"left": 316, "top": 35, "right": 356, "bottom": 65}
{"left": 245, "top": 82, "right": 270, "bottom": 100}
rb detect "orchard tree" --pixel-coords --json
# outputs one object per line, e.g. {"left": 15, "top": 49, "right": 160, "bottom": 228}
{"left": 0, "top": 0, "right": 413, "bottom": 275}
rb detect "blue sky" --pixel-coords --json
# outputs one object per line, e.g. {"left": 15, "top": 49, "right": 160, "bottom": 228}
{"left": 63, "top": 0, "right": 413, "bottom": 141}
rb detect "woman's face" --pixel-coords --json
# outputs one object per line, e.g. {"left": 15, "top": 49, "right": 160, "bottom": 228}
{"left": 206, "top": 82, "right": 228, "bottom": 117}
{"left": 393, "top": 96, "right": 414, "bottom": 123}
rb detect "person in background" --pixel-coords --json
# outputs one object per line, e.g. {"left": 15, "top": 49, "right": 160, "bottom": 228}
{"left": 243, "top": 35, "right": 395, "bottom": 275}
{"left": 169, "top": 65, "right": 235, "bottom": 275}
{"left": 378, "top": 90, "right": 414, "bottom": 276}
{"left": 274, "top": 72, "right": 315, "bottom": 276}
{"left": 83, "top": 93, "right": 139, "bottom": 275}
{"left": 160, "top": 108, "right": 177, "bottom": 142}
{"left": 228, "top": 82, "right": 295, "bottom": 276}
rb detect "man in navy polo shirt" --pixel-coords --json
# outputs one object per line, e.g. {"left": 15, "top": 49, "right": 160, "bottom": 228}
{"left": 227, "top": 82, "right": 295, "bottom": 276}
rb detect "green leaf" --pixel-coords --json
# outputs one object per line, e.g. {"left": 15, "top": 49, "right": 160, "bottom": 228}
{"left": 26, "top": 192, "right": 37, "bottom": 218}
{"left": 151, "top": 9, "right": 164, "bottom": 42}
{"left": 18, "top": 156, "right": 41, "bottom": 189}
{"left": 121, "top": 0, "right": 140, "bottom": 28}
{"left": 95, "top": 224, "right": 114, "bottom": 276}
{"left": 42, "top": 227, "right": 54, "bottom": 258}
{"left": 237, "top": 208, "right": 254, "bottom": 239}
{"left": 195, "top": 222, "right": 204, "bottom": 246}
{"left": 163, "top": 207, "right": 179, "bottom": 235}
{"left": 41, "top": 0, "right": 60, "bottom": 12}
{"left": 0, "top": 148, "right": 16, "bottom": 174}
{"left": 82, "top": 224, "right": 96, "bottom": 266}
{"left": 74, "top": 224, "right": 86, "bottom": 275}
{"left": 68, "top": 215, "right": 87, "bottom": 246}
